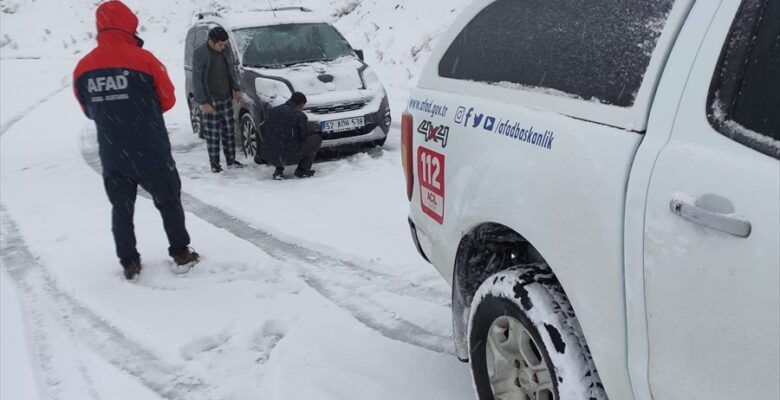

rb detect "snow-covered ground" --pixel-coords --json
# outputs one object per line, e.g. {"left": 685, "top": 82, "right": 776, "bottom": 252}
{"left": 0, "top": 0, "right": 476, "bottom": 399}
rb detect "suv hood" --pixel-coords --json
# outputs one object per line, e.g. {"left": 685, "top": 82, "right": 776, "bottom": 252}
{"left": 249, "top": 56, "right": 366, "bottom": 96}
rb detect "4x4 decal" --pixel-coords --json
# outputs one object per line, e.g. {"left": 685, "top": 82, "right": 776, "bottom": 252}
{"left": 417, "top": 120, "right": 450, "bottom": 148}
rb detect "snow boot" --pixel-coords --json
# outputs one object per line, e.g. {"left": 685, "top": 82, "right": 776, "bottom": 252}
{"left": 211, "top": 163, "right": 223, "bottom": 173}
{"left": 171, "top": 247, "right": 200, "bottom": 275}
{"left": 122, "top": 258, "right": 142, "bottom": 280}
{"left": 227, "top": 160, "right": 245, "bottom": 169}
{"left": 272, "top": 167, "right": 285, "bottom": 180}
{"left": 294, "top": 169, "right": 315, "bottom": 178}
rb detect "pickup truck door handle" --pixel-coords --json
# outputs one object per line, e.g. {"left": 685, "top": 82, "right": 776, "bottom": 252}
{"left": 669, "top": 197, "right": 752, "bottom": 238}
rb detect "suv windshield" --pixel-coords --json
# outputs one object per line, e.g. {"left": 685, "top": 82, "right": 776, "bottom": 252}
{"left": 235, "top": 23, "right": 353, "bottom": 68}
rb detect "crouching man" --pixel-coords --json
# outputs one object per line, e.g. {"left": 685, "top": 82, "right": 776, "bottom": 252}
{"left": 260, "top": 92, "right": 322, "bottom": 180}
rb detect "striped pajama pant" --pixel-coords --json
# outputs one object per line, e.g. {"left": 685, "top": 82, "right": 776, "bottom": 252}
{"left": 202, "top": 98, "right": 236, "bottom": 165}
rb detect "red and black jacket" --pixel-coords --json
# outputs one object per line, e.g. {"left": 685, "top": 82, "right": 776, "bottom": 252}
{"left": 73, "top": 0, "right": 176, "bottom": 175}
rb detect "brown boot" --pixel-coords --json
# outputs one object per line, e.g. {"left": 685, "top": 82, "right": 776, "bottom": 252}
{"left": 173, "top": 247, "right": 200, "bottom": 265}
{"left": 122, "top": 258, "right": 142, "bottom": 280}
{"left": 171, "top": 247, "right": 200, "bottom": 275}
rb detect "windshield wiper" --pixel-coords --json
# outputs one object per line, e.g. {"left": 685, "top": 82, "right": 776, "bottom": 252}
{"left": 245, "top": 63, "right": 275, "bottom": 69}
{"left": 288, "top": 58, "right": 334, "bottom": 66}
{"left": 248, "top": 58, "right": 337, "bottom": 69}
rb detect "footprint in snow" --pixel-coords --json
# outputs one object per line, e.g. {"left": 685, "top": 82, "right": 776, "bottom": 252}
{"left": 181, "top": 332, "right": 232, "bottom": 360}
{"left": 251, "top": 320, "right": 286, "bottom": 365}
{"left": 130, "top": 258, "right": 265, "bottom": 290}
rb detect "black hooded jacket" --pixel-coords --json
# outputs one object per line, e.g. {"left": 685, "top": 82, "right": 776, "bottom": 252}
{"left": 260, "top": 100, "right": 310, "bottom": 166}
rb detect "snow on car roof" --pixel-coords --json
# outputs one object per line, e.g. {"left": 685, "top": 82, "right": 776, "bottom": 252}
{"left": 221, "top": 10, "right": 330, "bottom": 30}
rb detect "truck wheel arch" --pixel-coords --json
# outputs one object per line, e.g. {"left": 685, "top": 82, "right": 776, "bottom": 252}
{"left": 451, "top": 223, "right": 575, "bottom": 362}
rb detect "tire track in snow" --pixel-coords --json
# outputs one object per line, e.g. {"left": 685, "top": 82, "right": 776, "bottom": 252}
{"left": 0, "top": 82, "right": 71, "bottom": 136}
{"left": 0, "top": 71, "right": 451, "bottom": 399}
{"left": 80, "top": 130, "right": 456, "bottom": 356}
{"left": 1, "top": 208, "right": 228, "bottom": 400}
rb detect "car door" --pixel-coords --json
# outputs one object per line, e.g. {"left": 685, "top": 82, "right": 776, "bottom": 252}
{"left": 642, "top": 1, "right": 779, "bottom": 399}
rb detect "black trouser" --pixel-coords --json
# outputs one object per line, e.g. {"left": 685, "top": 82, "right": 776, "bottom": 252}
{"left": 275, "top": 134, "right": 322, "bottom": 171}
{"left": 103, "top": 165, "right": 191, "bottom": 266}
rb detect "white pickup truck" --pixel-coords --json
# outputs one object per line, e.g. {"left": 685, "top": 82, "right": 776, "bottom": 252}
{"left": 402, "top": 1, "right": 779, "bottom": 399}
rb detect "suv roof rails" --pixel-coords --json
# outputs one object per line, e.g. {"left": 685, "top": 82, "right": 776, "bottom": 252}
{"left": 196, "top": 11, "right": 223, "bottom": 20}
{"left": 196, "top": 7, "right": 311, "bottom": 20}
{"left": 252, "top": 7, "right": 312, "bottom": 13}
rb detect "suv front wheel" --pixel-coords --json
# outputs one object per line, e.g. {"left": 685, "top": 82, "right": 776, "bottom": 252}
{"left": 469, "top": 268, "right": 607, "bottom": 400}
{"left": 239, "top": 113, "right": 259, "bottom": 160}
{"left": 189, "top": 98, "right": 203, "bottom": 138}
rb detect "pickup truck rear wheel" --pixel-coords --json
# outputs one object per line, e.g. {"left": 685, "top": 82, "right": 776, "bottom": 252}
{"left": 469, "top": 268, "right": 607, "bottom": 400}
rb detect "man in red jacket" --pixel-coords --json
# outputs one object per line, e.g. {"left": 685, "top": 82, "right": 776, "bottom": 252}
{"left": 74, "top": 0, "right": 199, "bottom": 280}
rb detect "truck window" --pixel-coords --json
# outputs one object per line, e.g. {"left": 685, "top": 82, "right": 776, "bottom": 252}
{"left": 438, "top": 0, "right": 676, "bottom": 107}
{"left": 708, "top": 0, "right": 780, "bottom": 159}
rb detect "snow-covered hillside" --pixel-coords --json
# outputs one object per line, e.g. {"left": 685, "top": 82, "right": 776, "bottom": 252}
{"left": 0, "top": 0, "right": 469, "bottom": 90}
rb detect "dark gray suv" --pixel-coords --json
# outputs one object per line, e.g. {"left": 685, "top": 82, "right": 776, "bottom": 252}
{"left": 184, "top": 7, "right": 392, "bottom": 160}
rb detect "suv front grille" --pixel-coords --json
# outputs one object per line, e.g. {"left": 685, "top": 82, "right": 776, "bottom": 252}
{"left": 308, "top": 102, "right": 367, "bottom": 115}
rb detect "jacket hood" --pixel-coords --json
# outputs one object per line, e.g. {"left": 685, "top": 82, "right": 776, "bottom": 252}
{"left": 96, "top": 1, "right": 138, "bottom": 35}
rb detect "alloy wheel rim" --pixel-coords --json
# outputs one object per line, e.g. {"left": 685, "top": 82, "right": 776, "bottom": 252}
{"left": 190, "top": 101, "right": 201, "bottom": 135}
{"left": 485, "top": 316, "right": 556, "bottom": 400}
{"left": 241, "top": 118, "right": 257, "bottom": 157}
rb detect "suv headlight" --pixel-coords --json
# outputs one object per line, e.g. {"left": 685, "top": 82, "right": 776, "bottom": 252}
{"left": 255, "top": 78, "right": 292, "bottom": 107}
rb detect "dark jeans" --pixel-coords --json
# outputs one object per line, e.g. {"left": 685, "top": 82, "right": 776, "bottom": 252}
{"left": 103, "top": 165, "right": 191, "bottom": 266}
{"left": 275, "top": 134, "right": 322, "bottom": 171}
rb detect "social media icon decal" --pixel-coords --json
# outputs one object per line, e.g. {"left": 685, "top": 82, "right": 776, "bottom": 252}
{"left": 484, "top": 116, "right": 496, "bottom": 131}
{"left": 454, "top": 107, "right": 466, "bottom": 124}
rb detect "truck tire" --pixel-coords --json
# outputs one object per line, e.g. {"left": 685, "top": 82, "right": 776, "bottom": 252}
{"left": 468, "top": 267, "right": 607, "bottom": 400}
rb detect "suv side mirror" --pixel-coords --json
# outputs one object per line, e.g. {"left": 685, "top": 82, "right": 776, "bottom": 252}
{"left": 355, "top": 49, "right": 365, "bottom": 61}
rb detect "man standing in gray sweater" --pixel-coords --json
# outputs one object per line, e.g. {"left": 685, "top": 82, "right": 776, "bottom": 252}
{"left": 192, "top": 27, "right": 244, "bottom": 173}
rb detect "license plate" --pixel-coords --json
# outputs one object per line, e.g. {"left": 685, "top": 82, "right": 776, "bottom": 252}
{"left": 320, "top": 117, "right": 365, "bottom": 133}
